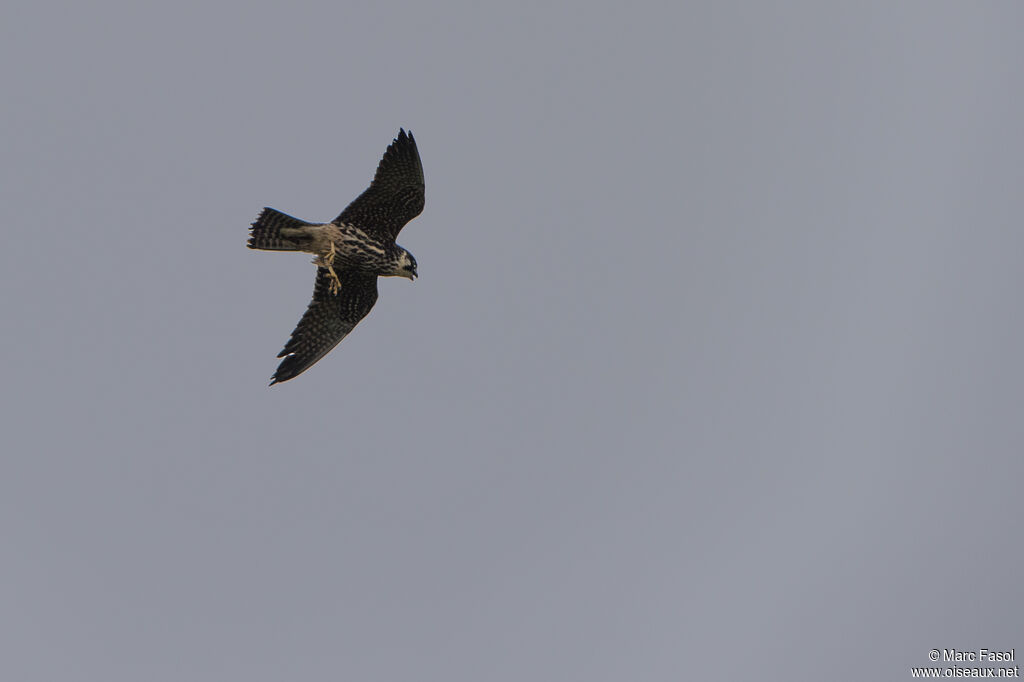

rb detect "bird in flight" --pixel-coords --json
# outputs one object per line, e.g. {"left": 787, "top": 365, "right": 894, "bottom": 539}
{"left": 248, "top": 128, "right": 425, "bottom": 384}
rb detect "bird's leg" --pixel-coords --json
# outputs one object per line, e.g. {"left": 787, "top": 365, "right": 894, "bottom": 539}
{"left": 324, "top": 241, "right": 342, "bottom": 295}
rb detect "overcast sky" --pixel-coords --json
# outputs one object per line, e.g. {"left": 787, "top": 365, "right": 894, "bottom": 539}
{"left": 3, "top": 2, "right": 1022, "bottom": 681}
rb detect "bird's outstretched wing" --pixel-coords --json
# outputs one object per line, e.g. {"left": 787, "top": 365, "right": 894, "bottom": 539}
{"left": 270, "top": 269, "right": 379, "bottom": 385}
{"left": 333, "top": 128, "right": 425, "bottom": 241}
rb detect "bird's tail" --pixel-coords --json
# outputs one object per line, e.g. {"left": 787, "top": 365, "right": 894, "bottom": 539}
{"left": 247, "top": 208, "right": 315, "bottom": 251}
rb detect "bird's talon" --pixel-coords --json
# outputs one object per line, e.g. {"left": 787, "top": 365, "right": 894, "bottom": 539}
{"left": 326, "top": 265, "right": 342, "bottom": 295}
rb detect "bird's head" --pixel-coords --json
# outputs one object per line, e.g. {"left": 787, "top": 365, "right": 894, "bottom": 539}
{"left": 397, "top": 249, "right": 418, "bottom": 280}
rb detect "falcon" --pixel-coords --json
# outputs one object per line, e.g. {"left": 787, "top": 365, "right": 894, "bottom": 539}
{"left": 247, "top": 128, "right": 425, "bottom": 384}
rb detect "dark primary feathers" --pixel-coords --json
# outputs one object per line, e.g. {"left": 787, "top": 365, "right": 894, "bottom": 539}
{"left": 270, "top": 268, "right": 379, "bottom": 385}
{"left": 334, "top": 128, "right": 425, "bottom": 241}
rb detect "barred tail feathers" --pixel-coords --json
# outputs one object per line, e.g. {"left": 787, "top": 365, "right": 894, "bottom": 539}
{"left": 247, "top": 208, "right": 316, "bottom": 251}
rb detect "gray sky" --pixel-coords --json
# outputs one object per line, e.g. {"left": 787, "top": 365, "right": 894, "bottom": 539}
{"left": 3, "top": 2, "right": 1022, "bottom": 680}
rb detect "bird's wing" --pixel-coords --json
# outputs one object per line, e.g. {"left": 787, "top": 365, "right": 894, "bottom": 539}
{"left": 333, "top": 128, "right": 424, "bottom": 241}
{"left": 270, "top": 269, "right": 379, "bottom": 384}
